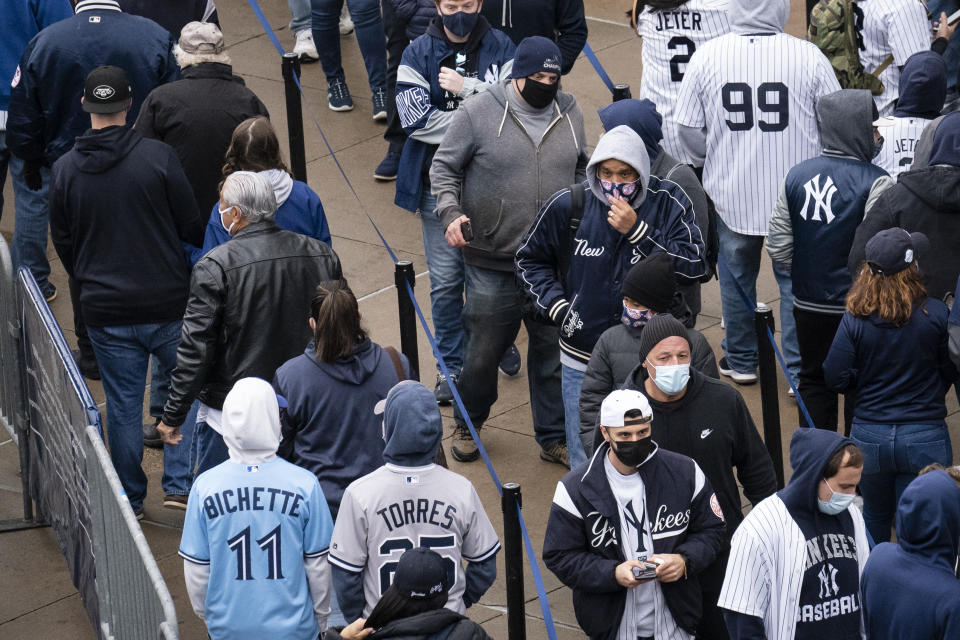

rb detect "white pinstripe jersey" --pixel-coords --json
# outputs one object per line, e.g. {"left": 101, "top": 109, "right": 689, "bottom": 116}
{"left": 856, "top": 0, "right": 931, "bottom": 115}
{"left": 674, "top": 33, "right": 840, "bottom": 235}
{"left": 328, "top": 464, "right": 501, "bottom": 617}
{"left": 873, "top": 115, "right": 930, "bottom": 175}
{"left": 637, "top": 0, "right": 731, "bottom": 161}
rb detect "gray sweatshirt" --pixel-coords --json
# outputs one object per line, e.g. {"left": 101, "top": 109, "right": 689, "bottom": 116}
{"left": 430, "top": 77, "right": 588, "bottom": 271}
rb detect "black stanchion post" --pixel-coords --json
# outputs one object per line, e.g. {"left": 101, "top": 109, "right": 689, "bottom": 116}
{"left": 394, "top": 260, "right": 420, "bottom": 381}
{"left": 281, "top": 52, "right": 307, "bottom": 183}
{"left": 755, "top": 303, "right": 785, "bottom": 488}
{"left": 501, "top": 483, "right": 525, "bottom": 640}
{"left": 612, "top": 84, "right": 632, "bottom": 101}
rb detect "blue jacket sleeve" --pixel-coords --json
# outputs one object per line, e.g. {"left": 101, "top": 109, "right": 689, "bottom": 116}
{"left": 33, "top": 0, "right": 73, "bottom": 29}
{"left": 554, "top": 0, "right": 588, "bottom": 74}
{"left": 6, "top": 42, "right": 47, "bottom": 162}
{"left": 195, "top": 204, "right": 230, "bottom": 265}
{"left": 542, "top": 495, "right": 623, "bottom": 593}
{"left": 462, "top": 554, "right": 496, "bottom": 608}
{"left": 639, "top": 183, "right": 707, "bottom": 281}
{"left": 309, "top": 188, "right": 332, "bottom": 246}
{"left": 722, "top": 609, "right": 767, "bottom": 640}
{"left": 673, "top": 470, "right": 725, "bottom": 576}
{"left": 331, "top": 564, "right": 365, "bottom": 622}
{"left": 515, "top": 190, "right": 573, "bottom": 323}
{"left": 823, "top": 314, "right": 859, "bottom": 393}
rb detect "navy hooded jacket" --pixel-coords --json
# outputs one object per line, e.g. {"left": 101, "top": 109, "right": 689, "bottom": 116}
{"left": 273, "top": 339, "right": 410, "bottom": 519}
{"left": 894, "top": 51, "right": 947, "bottom": 120}
{"left": 6, "top": 0, "right": 178, "bottom": 165}
{"left": 0, "top": 0, "right": 71, "bottom": 114}
{"left": 861, "top": 470, "right": 960, "bottom": 639}
{"left": 480, "top": 0, "right": 587, "bottom": 74}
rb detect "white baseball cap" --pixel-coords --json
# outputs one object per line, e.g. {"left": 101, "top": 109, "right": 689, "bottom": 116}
{"left": 600, "top": 389, "right": 652, "bottom": 427}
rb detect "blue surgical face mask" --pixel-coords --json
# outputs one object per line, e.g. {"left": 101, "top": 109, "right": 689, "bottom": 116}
{"left": 218, "top": 205, "right": 236, "bottom": 235}
{"left": 621, "top": 304, "right": 655, "bottom": 328}
{"left": 441, "top": 10, "right": 479, "bottom": 37}
{"left": 646, "top": 361, "right": 690, "bottom": 395}
{"left": 818, "top": 477, "right": 855, "bottom": 515}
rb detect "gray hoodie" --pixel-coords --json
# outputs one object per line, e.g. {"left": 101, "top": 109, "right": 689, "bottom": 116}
{"left": 430, "top": 77, "right": 587, "bottom": 271}
{"left": 729, "top": 0, "right": 788, "bottom": 34}
{"left": 585, "top": 124, "right": 651, "bottom": 206}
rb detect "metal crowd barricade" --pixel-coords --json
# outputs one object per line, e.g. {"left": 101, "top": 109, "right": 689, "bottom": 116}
{"left": 0, "top": 235, "right": 24, "bottom": 444}
{"left": 85, "top": 426, "right": 178, "bottom": 640}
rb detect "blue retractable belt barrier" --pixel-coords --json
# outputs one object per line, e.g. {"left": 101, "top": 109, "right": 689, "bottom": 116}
{"left": 245, "top": 4, "right": 560, "bottom": 637}
{"left": 581, "top": 42, "right": 616, "bottom": 94}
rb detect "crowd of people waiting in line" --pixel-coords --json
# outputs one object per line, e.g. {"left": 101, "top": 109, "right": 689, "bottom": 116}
{"left": 4, "top": 0, "right": 960, "bottom": 639}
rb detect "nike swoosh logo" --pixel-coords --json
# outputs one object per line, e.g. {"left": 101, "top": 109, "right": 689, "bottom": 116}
{"left": 700, "top": 429, "right": 713, "bottom": 440}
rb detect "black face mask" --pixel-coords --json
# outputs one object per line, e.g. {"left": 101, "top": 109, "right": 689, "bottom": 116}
{"left": 520, "top": 78, "right": 559, "bottom": 109}
{"left": 441, "top": 10, "right": 479, "bottom": 37}
{"left": 611, "top": 437, "right": 655, "bottom": 467}
{"left": 872, "top": 135, "right": 884, "bottom": 159}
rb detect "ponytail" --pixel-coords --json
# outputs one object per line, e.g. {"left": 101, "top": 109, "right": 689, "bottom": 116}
{"left": 310, "top": 279, "right": 366, "bottom": 362}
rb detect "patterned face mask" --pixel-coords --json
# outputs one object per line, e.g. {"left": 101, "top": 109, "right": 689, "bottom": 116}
{"left": 621, "top": 304, "right": 655, "bottom": 328}
{"left": 599, "top": 176, "right": 641, "bottom": 201}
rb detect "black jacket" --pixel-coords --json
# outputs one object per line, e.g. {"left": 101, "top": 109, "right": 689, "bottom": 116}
{"left": 161, "top": 221, "right": 341, "bottom": 426}
{"left": 49, "top": 125, "right": 203, "bottom": 327}
{"left": 543, "top": 443, "right": 726, "bottom": 639}
{"left": 325, "top": 609, "right": 491, "bottom": 640}
{"left": 117, "top": 0, "right": 219, "bottom": 36}
{"left": 480, "top": 0, "right": 587, "bottom": 74}
{"left": 134, "top": 63, "right": 269, "bottom": 215}
{"left": 610, "top": 367, "right": 778, "bottom": 536}
{"left": 848, "top": 165, "right": 960, "bottom": 302}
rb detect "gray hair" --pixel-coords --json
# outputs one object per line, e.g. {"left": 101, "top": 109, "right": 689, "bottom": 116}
{"left": 173, "top": 43, "right": 231, "bottom": 69}
{"left": 221, "top": 171, "right": 277, "bottom": 223}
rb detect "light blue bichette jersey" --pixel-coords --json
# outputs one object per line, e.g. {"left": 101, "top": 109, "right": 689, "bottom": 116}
{"left": 179, "top": 458, "right": 332, "bottom": 640}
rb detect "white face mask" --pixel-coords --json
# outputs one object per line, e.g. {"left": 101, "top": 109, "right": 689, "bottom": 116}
{"left": 218, "top": 205, "right": 237, "bottom": 235}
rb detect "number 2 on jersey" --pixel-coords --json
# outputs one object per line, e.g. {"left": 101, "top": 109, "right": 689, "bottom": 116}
{"left": 722, "top": 82, "right": 790, "bottom": 132}
{"left": 668, "top": 36, "right": 696, "bottom": 82}
{"left": 378, "top": 535, "right": 457, "bottom": 595}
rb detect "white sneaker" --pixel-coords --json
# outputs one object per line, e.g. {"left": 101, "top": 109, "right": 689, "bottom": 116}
{"left": 293, "top": 29, "right": 319, "bottom": 62}
{"left": 339, "top": 5, "right": 354, "bottom": 35}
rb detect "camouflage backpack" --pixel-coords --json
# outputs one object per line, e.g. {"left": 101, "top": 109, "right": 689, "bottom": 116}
{"left": 808, "top": 0, "right": 890, "bottom": 95}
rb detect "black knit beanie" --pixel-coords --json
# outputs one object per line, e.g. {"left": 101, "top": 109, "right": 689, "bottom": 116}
{"left": 621, "top": 252, "right": 676, "bottom": 312}
{"left": 638, "top": 313, "right": 690, "bottom": 364}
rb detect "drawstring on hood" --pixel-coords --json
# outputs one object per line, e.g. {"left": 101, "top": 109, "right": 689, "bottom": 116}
{"left": 729, "top": 0, "right": 789, "bottom": 34}
{"left": 221, "top": 377, "right": 281, "bottom": 465}
{"left": 817, "top": 89, "right": 876, "bottom": 162}
{"left": 896, "top": 470, "right": 960, "bottom": 572}
{"left": 894, "top": 51, "right": 947, "bottom": 119}
{"left": 380, "top": 381, "right": 443, "bottom": 467}
{"left": 585, "top": 125, "right": 651, "bottom": 206}
{"left": 259, "top": 168, "right": 293, "bottom": 207}
{"left": 779, "top": 428, "right": 854, "bottom": 515}
{"left": 597, "top": 98, "right": 663, "bottom": 164}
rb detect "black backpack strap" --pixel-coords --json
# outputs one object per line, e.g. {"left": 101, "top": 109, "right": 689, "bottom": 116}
{"left": 559, "top": 182, "right": 585, "bottom": 287}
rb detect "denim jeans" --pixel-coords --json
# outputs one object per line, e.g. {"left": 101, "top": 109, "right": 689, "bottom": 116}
{"left": 456, "top": 265, "right": 564, "bottom": 448}
{"left": 716, "top": 217, "right": 799, "bottom": 380}
{"left": 0, "top": 131, "right": 10, "bottom": 221}
{"left": 311, "top": 0, "right": 387, "bottom": 91}
{"left": 562, "top": 364, "right": 588, "bottom": 468}
{"left": 161, "top": 400, "right": 198, "bottom": 496}
{"left": 193, "top": 419, "right": 230, "bottom": 477}
{"left": 287, "top": 0, "right": 312, "bottom": 32}
{"left": 419, "top": 192, "right": 464, "bottom": 374}
{"left": 850, "top": 422, "right": 952, "bottom": 543}
{"left": 87, "top": 321, "right": 183, "bottom": 510}
{"left": 9, "top": 151, "right": 52, "bottom": 293}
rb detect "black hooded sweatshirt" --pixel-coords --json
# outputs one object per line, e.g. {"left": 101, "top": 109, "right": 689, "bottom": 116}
{"left": 50, "top": 125, "right": 203, "bottom": 327}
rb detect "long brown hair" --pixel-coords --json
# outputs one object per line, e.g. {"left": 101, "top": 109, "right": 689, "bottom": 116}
{"left": 311, "top": 279, "right": 367, "bottom": 362}
{"left": 845, "top": 263, "right": 927, "bottom": 326}
{"left": 221, "top": 117, "right": 291, "bottom": 184}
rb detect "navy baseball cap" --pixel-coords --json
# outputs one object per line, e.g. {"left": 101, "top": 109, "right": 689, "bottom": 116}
{"left": 393, "top": 548, "right": 449, "bottom": 600}
{"left": 82, "top": 65, "right": 131, "bottom": 114}
{"left": 510, "top": 36, "right": 562, "bottom": 79}
{"left": 865, "top": 227, "right": 929, "bottom": 276}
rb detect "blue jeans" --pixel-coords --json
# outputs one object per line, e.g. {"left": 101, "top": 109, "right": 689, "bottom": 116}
{"left": 419, "top": 192, "right": 464, "bottom": 374}
{"left": 311, "top": 0, "right": 386, "bottom": 91}
{"left": 193, "top": 418, "right": 230, "bottom": 477}
{"left": 0, "top": 132, "right": 9, "bottom": 221}
{"left": 562, "top": 364, "right": 588, "bottom": 468}
{"left": 287, "top": 0, "right": 312, "bottom": 32}
{"left": 850, "top": 422, "right": 952, "bottom": 543}
{"left": 9, "top": 152, "right": 52, "bottom": 293}
{"left": 87, "top": 321, "right": 183, "bottom": 510}
{"left": 457, "top": 265, "right": 564, "bottom": 449}
{"left": 160, "top": 400, "right": 198, "bottom": 496}
{"left": 716, "top": 217, "right": 799, "bottom": 380}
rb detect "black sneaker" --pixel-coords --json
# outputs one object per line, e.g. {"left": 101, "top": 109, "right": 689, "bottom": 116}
{"left": 372, "top": 87, "right": 387, "bottom": 121}
{"left": 163, "top": 494, "right": 188, "bottom": 510}
{"left": 451, "top": 425, "right": 480, "bottom": 462}
{"left": 539, "top": 441, "right": 569, "bottom": 467}
{"left": 327, "top": 79, "right": 354, "bottom": 112}
{"left": 375, "top": 149, "right": 401, "bottom": 181}
{"left": 41, "top": 283, "right": 57, "bottom": 303}
{"left": 143, "top": 419, "right": 162, "bottom": 449}
{"left": 498, "top": 343, "right": 521, "bottom": 377}
{"left": 72, "top": 349, "right": 101, "bottom": 380}
{"left": 133, "top": 507, "right": 145, "bottom": 521}
{"left": 434, "top": 373, "right": 453, "bottom": 405}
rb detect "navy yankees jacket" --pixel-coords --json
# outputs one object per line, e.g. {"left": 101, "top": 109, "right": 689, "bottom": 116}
{"left": 394, "top": 16, "right": 515, "bottom": 212}
{"left": 543, "top": 442, "right": 726, "bottom": 639}
{"left": 516, "top": 125, "right": 706, "bottom": 368}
